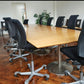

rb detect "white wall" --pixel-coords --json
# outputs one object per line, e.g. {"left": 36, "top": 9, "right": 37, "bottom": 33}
{"left": 56, "top": 1, "right": 84, "bottom": 27}
{"left": 0, "top": 1, "right": 13, "bottom": 34}
{"left": 0, "top": 1, "right": 55, "bottom": 27}
{"left": 0, "top": 1, "right": 13, "bottom": 28}
{"left": 0, "top": 1, "right": 13, "bottom": 20}
{"left": 12, "top": 3, "right": 25, "bottom": 24}
{"left": 26, "top": 1, "right": 54, "bottom": 25}
{"left": 0, "top": 1, "right": 84, "bottom": 28}
{"left": 0, "top": 1, "right": 55, "bottom": 35}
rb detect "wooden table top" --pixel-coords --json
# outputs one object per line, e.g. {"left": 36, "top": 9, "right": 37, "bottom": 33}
{"left": 24, "top": 24, "right": 81, "bottom": 48}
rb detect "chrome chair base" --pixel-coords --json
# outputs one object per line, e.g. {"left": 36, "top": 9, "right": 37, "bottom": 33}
{"left": 62, "top": 80, "right": 84, "bottom": 84}
{"left": 9, "top": 49, "right": 30, "bottom": 62}
{"left": 7, "top": 47, "right": 18, "bottom": 53}
{"left": 4, "top": 38, "right": 17, "bottom": 49}
{"left": 64, "top": 70, "right": 79, "bottom": 81}
{"left": 62, "top": 69, "right": 84, "bottom": 84}
{"left": 14, "top": 54, "right": 49, "bottom": 84}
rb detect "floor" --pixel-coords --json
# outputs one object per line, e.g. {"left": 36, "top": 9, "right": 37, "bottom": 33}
{"left": 0, "top": 35, "right": 80, "bottom": 84}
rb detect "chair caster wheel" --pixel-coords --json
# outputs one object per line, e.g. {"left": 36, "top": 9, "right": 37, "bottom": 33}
{"left": 7, "top": 49, "right": 10, "bottom": 52}
{"left": 45, "top": 74, "right": 49, "bottom": 80}
{"left": 4, "top": 46, "right": 6, "bottom": 49}
{"left": 44, "top": 66, "right": 47, "bottom": 70}
{"left": 10, "top": 54, "right": 13, "bottom": 57}
{"left": 45, "top": 77, "right": 49, "bottom": 80}
{"left": 61, "top": 83, "right": 67, "bottom": 84}
{"left": 64, "top": 70, "right": 69, "bottom": 76}
{"left": 9, "top": 58, "right": 13, "bottom": 62}
{"left": 24, "top": 58, "right": 28, "bottom": 62}
{"left": 14, "top": 71, "right": 20, "bottom": 77}
{"left": 13, "top": 52, "right": 15, "bottom": 54}
{"left": 65, "top": 73, "right": 68, "bottom": 76}
{"left": 43, "top": 64, "right": 47, "bottom": 69}
{"left": 6, "top": 43, "right": 9, "bottom": 45}
{"left": 28, "top": 63, "right": 30, "bottom": 68}
{"left": 14, "top": 74, "right": 18, "bottom": 77}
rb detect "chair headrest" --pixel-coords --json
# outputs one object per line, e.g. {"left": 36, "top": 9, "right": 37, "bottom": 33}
{"left": 3, "top": 17, "right": 11, "bottom": 20}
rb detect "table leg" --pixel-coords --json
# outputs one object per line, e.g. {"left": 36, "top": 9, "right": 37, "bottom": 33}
{"left": 47, "top": 45, "right": 73, "bottom": 75}
{"left": 58, "top": 45, "right": 61, "bottom": 69}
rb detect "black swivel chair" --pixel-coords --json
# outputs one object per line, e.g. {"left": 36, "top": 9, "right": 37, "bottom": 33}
{"left": 3, "top": 18, "right": 29, "bottom": 62}
{"left": 23, "top": 19, "right": 29, "bottom": 24}
{"left": 3, "top": 17, "right": 15, "bottom": 38}
{"left": 47, "top": 17, "right": 53, "bottom": 26}
{"left": 55, "top": 16, "right": 65, "bottom": 27}
{"left": 3, "top": 17, "right": 18, "bottom": 51}
{"left": 61, "top": 21, "right": 84, "bottom": 84}
{"left": 8, "top": 18, "right": 31, "bottom": 62}
{"left": 67, "top": 15, "right": 79, "bottom": 29}
{"left": 11, "top": 19, "right": 49, "bottom": 84}
{"left": 4, "top": 18, "right": 9, "bottom": 31}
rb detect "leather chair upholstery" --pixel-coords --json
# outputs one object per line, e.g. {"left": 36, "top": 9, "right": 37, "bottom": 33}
{"left": 61, "top": 21, "right": 84, "bottom": 83}
{"left": 13, "top": 19, "right": 49, "bottom": 84}
{"left": 47, "top": 17, "right": 53, "bottom": 26}
{"left": 3, "top": 17, "right": 18, "bottom": 51}
{"left": 67, "top": 15, "right": 79, "bottom": 29}
{"left": 3, "top": 17, "right": 16, "bottom": 38}
{"left": 55, "top": 16, "right": 65, "bottom": 27}
{"left": 12, "top": 19, "right": 37, "bottom": 52}
{"left": 23, "top": 19, "right": 29, "bottom": 24}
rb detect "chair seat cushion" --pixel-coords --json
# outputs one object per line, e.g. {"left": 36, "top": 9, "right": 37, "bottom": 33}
{"left": 60, "top": 46, "right": 84, "bottom": 65}
{"left": 24, "top": 41, "right": 37, "bottom": 52}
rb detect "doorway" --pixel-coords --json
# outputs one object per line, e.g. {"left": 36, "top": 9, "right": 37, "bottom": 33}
{"left": 12, "top": 3, "right": 27, "bottom": 24}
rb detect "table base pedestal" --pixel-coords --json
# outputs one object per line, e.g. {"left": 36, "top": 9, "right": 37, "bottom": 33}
{"left": 34, "top": 49, "right": 50, "bottom": 56}
{"left": 47, "top": 61, "right": 73, "bottom": 75}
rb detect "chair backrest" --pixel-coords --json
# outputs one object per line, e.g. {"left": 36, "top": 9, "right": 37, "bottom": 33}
{"left": 67, "top": 15, "right": 79, "bottom": 29}
{"left": 12, "top": 19, "right": 27, "bottom": 49}
{"left": 78, "top": 20, "right": 84, "bottom": 58}
{"left": 4, "top": 21, "right": 8, "bottom": 31}
{"left": 39, "top": 16, "right": 43, "bottom": 25}
{"left": 66, "top": 19, "right": 81, "bottom": 28}
{"left": 55, "top": 16, "right": 65, "bottom": 27}
{"left": 47, "top": 17, "right": 53, "bottom": 26}
{"left": 3, "top": 17, "right": 16, "bottom": 38}
{"left": 3, "top": 17, "right": 9, "bottom": 31}
{"left": 23, "top": 19, "right": 29, "bottom": 24}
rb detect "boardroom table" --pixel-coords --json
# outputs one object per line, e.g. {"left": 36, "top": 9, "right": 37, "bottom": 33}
{"left": 24, "top": 24, "right": 80, "bottom": 74}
